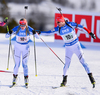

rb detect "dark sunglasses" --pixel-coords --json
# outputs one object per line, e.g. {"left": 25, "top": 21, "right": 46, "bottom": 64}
{"left": 20, "top": 25, "right": 26, "bottom": 27}
{"left": 57, "top": 22, "right": 60, "bottom": 24}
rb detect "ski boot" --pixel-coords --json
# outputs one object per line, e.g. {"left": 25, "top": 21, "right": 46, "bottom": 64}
{"left": 24, "top": 75, "right": 29, "bottom": 88}
{"left": 60, "top": 75, "right": 67, "bottom": 87}
{"left": 12, "top": 74, "right": 18, "bottom": 85}
{"left": 88, "top": 73, "right": 95, "bottom": 88}
{"left": 10, "top": 74, "right": 18, "bottom": 88}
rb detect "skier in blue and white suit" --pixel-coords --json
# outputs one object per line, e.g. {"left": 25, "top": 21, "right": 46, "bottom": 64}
{"left": 38, "top": 15, "right": 96, "bottom": 88}
{"left": 5, "top": 18, "right": 39, "bottom": 87}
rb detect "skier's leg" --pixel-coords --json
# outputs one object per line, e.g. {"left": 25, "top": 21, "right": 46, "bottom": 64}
{"left": 75, "top": 42, "right": 95, "bottom": 87}
{"left": 63, "top": 46, "right": 73, "bottom": 76}
{"left": 24, "top": 75, "right": 28, "bottom": 88}
{"left": 13, "top": 47, "right": 21, "bottom": 75}
{"left": 88, "top": 73, "right": 95, "bottom": 88}
{"left": 61, "top": 75, "right": 67, "bottom": 86}
{"left": 22, "top": 44, "right": 30, "bottom": 86}
{"left": 22, "top": 44, "right": 30, "bottom": 76}
{"left": 11, "top": 46, "right": 21, "bottom": 85}
{"left": 61, "top": 46, "right": 73, "bottom": 86}
{"left": 74, "top": 42, "right": 91, "bottom": 73}
{"left": 12, "top": 74, "right": 18, "bottom": 85}
{"left": 10, "top": 43, "right": 21, "bottom": 86}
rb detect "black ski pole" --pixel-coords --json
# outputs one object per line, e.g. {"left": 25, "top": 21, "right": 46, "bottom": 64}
{"left": 24, "top": 5, "right": 38, "bottom": 76}
{"left": 24, "top": 6, "right": 28, "bottom": 19}
{"left": 56, "top": 7, "right": 63, "bottom": 15}
{"left": 24, "top": 6, "right": 38, "bottom": 76}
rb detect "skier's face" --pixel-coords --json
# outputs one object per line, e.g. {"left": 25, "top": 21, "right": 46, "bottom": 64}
{"left": 20, "top": 25, "right": 26, "bottom": 30}
{"left": 57, "top": 21, "right": 65, "bottom": 27}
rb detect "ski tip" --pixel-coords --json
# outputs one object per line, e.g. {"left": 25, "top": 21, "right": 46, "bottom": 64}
{"left": 35, "top": 75, "right": 37, "bottom": 77}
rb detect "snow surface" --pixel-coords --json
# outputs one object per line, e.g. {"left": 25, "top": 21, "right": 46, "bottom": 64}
{"left": 0, "top": 33, "right": 100, "bottom": 95}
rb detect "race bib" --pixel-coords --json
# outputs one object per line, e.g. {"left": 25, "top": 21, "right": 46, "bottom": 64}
{"left": 63, "top": 33, "right": 73, "bottom": 41}
{"left": 17, "top": 36, "right": 28, "bottom": 43}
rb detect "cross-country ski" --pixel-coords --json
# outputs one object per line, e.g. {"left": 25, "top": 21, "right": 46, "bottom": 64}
{"left": 52, "top": 85, "right": 68, "bottom": 89}
{"left": 10, "top": 83, "right": 16, "bottom": 88}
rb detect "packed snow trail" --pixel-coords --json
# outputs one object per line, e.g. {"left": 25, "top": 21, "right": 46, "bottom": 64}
{"left": 0, "top": 34, "right": 100, "bottom": 95}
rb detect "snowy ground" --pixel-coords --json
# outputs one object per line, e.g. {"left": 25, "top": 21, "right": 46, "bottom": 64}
{"left": 0, "top": 33, "right": 100, "bottom": 95}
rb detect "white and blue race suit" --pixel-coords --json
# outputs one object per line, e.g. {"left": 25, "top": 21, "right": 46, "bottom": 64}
{"left": 6, "top": 26, "right": 39, "bottom": 76}
{"left": 41, "top": 22, "right": 91, "bottom": 76}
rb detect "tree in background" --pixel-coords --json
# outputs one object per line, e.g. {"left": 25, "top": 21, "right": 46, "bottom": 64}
{"left": 5, "top": 0, "right": 45, "bottom": 4}
{"left": 0, "top": 0, "right": 10, "bottom": 19}
{"left": 52, "top": 0, "right": 70, "bottom": 6}
{"left": 0, "top": 0, "right": 18, "bottom": 33}
{"left": 8, "top": 18, "right": 18, "bottom": 30}
{"left": 89, "top": 0, "right": 96, "bottom": 10}
{"left": 0, "top": 0, "right": 10, "bottom": 33}
{"left": 29, "top": 11, "right": 46, "bottom": 31}
{"left": 80, "top": 0, "right": 87, "bottom": 9}
{"left": 28, "top": 19, "right": 36, "bottom": 29}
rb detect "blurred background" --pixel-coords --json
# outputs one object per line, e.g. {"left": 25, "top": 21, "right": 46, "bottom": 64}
{"left": 0, "top": 0, "right": 100, "bottom": 33}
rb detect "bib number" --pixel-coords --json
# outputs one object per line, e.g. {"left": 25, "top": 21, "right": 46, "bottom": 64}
{"left": 18, "top": 37, "right": 28, "bottom": 43}
{"left": 64, "top": 33, "right": 73, "bottom": 41}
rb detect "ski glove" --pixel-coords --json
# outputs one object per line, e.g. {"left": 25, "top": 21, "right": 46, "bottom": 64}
{"left": 4, "top": 17, "right": 8, "bottom": 23}
{"left": 89, "top": 32, "right": 96, "bottom": 39}
{"left": 32, "top": 30, "right": 36, "bottom": 34}
{"left": 9, "top": 30, "right": 12, "bottom": 34}
{"left": 83, "top": 27, "right": 96, "bottom": 39}
{"left": 35, "top": 30, "right": 41, "bottom": 34}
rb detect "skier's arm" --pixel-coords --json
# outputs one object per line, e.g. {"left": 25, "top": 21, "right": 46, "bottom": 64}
{"left": 5, "top": 30, "right": 14, "bottom": 38}
{"left": 38, "top": 26, "right": 59, "bottom": 36}
{"left": 28, "top": 26, "right": 40, "bottom": 39}
{"left": 32, "top": 30, "right": 40, "bottom": 39}
{"left": 77, "top": 23, "right": 96, "bottom": 39}
{"left": 83, "top": 27, "right": 96, "bottom": 39}
{"left": 5, "top": 26, "right": 19, "bottom": 38}
{"left": 68, "top": 22, "right": 96, "bottom": 39}
{"left": 67, "top": 22, "right": 83, "bottom": 29}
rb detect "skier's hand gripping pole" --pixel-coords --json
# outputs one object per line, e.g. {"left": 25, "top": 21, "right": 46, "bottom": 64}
{"left": 83, "top": 27, "right": 96, "bottom": 39}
